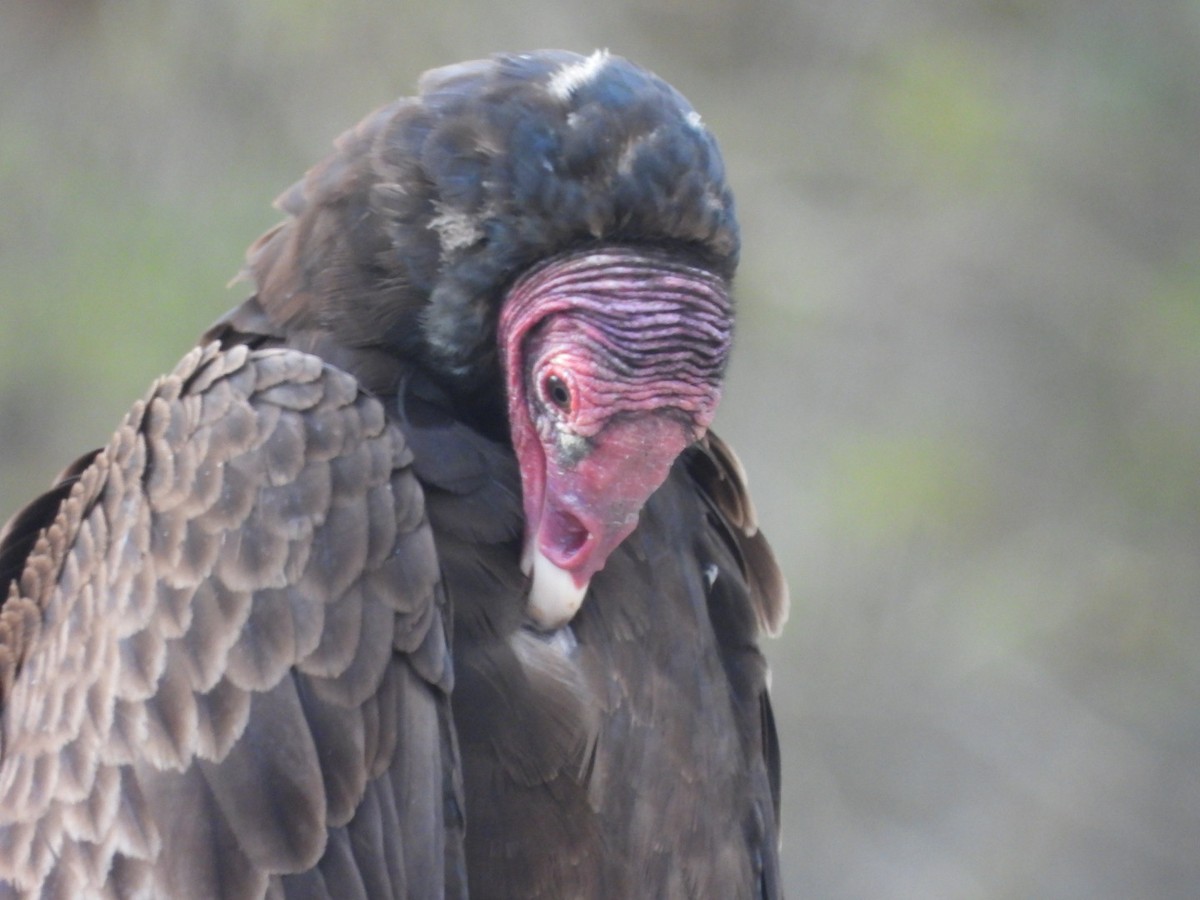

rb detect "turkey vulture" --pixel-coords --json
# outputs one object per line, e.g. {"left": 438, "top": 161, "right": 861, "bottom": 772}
{"left": 0, "top": 50, "right": 787, "bottom": 898}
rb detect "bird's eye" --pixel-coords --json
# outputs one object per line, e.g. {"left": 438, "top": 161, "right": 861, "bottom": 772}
{"left": 543, "top": 373, "right": 572, "bottom": 412}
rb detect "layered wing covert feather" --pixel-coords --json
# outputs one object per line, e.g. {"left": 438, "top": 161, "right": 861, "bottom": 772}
{"left": 0, "top": 344, "right": 463, "bottom": 898}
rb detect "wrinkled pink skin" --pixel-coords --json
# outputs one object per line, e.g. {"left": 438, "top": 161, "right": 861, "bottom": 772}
{"left": 498, "top": 250, "right": 726, "bottom": 629}
{"left": 525, "top": 385, "right": 699, "bottom": 581}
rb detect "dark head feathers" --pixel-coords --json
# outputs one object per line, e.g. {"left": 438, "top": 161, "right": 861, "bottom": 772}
{"left": 240, "top": 50, "right": 739, "bottom": 392}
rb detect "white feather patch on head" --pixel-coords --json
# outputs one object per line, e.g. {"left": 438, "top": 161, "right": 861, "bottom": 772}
{"left": 616, "top": 136, "right": 641, "bottom": 176}
{"left": 526, "top": 547, "right": 589, "bottom": 631}
{"left": 548, "top": 49, "right": 611, "bottom": 101}
{"left": 428, "top": 202, "right": 484, "bottom": 258}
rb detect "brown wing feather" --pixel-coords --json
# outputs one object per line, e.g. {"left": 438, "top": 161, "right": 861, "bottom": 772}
{"left": 690, "top": 431, "right": 790, "bottom": 637}
{"left": 0, "top": 344, "right": 461, "bottom": 898}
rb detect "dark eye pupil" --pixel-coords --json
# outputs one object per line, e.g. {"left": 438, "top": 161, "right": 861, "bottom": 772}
{"left": 546, "top": 375, "right": 571, "bottom": 410}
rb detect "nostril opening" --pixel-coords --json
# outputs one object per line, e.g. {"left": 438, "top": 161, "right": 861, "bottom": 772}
{"left": 546, "top": 507, "right": 590, "bottom": 562}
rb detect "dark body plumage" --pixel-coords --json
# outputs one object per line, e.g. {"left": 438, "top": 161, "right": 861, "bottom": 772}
{"left": 0, "top": 51, "right": 786, "bottom": 898}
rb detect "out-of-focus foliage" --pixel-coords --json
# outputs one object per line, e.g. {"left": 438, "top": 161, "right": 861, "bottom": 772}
{"left": 2, "top": 1, "right": 1197, "bottom": 896}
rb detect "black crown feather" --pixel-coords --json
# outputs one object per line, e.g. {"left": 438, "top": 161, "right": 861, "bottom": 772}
{"left": 245, "top": 50, "right": 739, "bottom": 390}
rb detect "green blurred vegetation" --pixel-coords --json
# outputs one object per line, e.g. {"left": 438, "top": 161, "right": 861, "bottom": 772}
{"left": 873, "top": 34, "right": 1017, "bottom": 191}
{"left": 2, "top": 1, "right": 1198, "bottom": 896}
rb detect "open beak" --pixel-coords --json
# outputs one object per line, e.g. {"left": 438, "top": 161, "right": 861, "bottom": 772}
{"left": 522, "top": 413, "right": 692, "bottom": 630}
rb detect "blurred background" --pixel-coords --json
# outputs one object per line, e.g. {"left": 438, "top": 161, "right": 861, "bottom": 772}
{"left": 2, "top": 1, "right": 1197, "bottom": 896}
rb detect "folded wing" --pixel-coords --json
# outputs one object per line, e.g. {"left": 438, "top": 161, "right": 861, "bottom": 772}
{"left": 0, "top": 343, "right": 463, "bottom": 898}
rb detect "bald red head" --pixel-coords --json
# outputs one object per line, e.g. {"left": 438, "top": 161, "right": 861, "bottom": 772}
{"left": 498, "top": 246, "right": 732, "bottom": 629}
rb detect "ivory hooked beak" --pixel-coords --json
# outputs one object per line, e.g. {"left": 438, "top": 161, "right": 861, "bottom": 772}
{"left": 523, "top": 545, "right": 589, "bottom": 631}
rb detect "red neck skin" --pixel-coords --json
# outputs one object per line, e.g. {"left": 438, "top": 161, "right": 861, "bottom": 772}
{"left": 497, "top": 247, "right": 732, "bottom": 630}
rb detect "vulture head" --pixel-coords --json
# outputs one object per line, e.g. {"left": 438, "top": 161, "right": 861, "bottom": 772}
{"left": 0, "top": 49, "right": 784, "bottom": 898}
{"left": 237, "top": 49, "right": 740, "bottom": 630}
